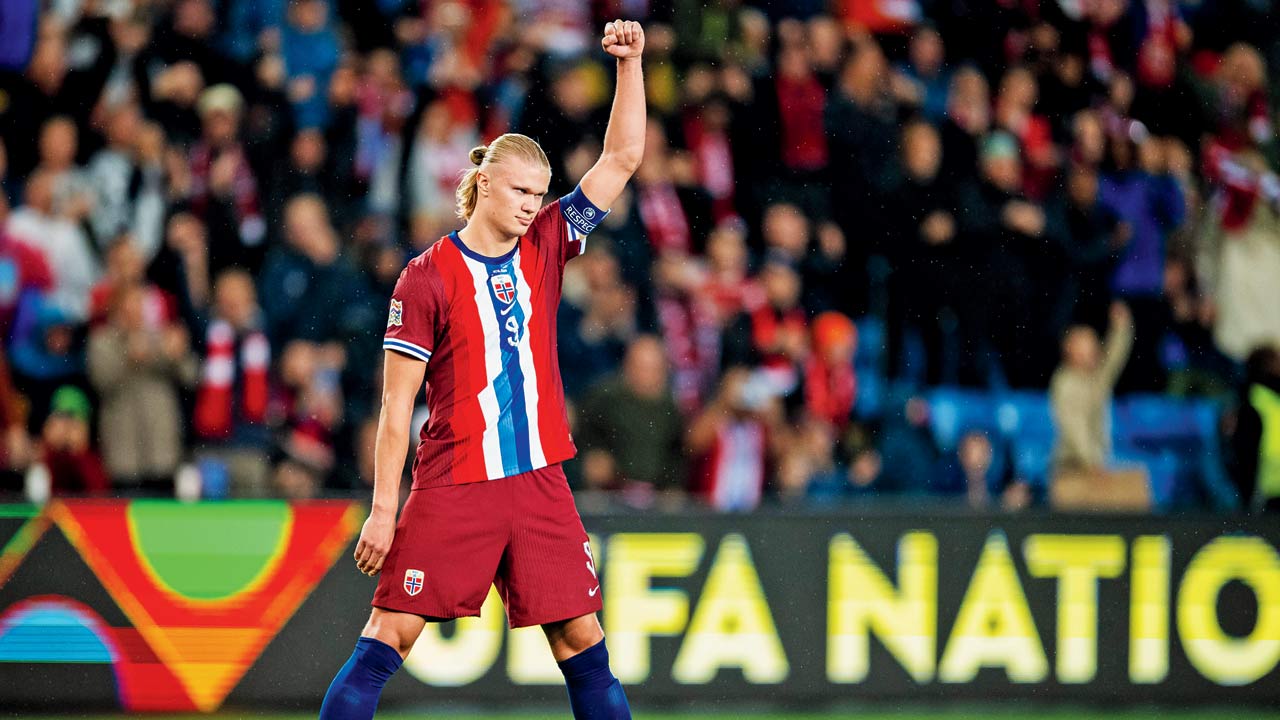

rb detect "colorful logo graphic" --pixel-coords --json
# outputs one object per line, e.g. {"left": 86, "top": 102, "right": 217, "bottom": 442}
{"left": 490, "top": 273, "right": 516, "bottom": 305}
{"left": 404, "top": 569, "right": 424, "bottom": 597}
{"left": 388, "top": 298, "right": 403, "bottom": 327}
{"left": 0, "top": 500, "right": 360, "bottom": 711}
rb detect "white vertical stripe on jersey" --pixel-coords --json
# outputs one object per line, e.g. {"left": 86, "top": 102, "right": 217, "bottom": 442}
{"left": 568, "top": 224, "right": 587, "bottom": 256}
{"left": 460, "top": 255, "right": 507, "bottom": 479}
{"left": 511, "top": 251, "right": 546, "bottom": 468}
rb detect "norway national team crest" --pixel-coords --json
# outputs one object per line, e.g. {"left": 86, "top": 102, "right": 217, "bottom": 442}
{"left": 490, "top": 273, "right": 516, "bottom": 306}
{"left": 403, "top": 568, "right": 424, "bottom": 596}
{"left": 387, "top": 299, "right": 403, "bottom": 328}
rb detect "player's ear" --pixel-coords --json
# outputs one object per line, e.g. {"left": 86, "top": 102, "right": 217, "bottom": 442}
{"left": 477, "top": 169, "right": 491, "bottom": 197}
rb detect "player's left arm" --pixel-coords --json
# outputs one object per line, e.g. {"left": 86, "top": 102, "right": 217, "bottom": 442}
{"left": 578, "top": 20, "right": 646, "bottom": 211}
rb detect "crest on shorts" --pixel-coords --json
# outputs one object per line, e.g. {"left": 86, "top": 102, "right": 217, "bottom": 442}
{"left": 387, "top": 299, "right": 403, "bottom": 328}
{"left": 490, "top": 273, "right": 516, "bottom": 306}
{"left": 403, "top": 568, "right": 424, "bottom": 596}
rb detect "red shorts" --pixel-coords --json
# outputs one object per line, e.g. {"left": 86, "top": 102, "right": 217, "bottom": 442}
{"left": 372, "top": 464, "right": 602, "bottom": 628}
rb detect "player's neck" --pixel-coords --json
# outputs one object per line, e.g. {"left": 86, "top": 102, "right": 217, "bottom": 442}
{"left": 457, "top": 222, "right": 518, "bottom": 259}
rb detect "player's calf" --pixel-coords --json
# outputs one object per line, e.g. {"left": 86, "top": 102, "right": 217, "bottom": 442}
{"left": 319, "top": 609, "right": 423, "bottom": 719}
{"left": 556, "top": 635, "right": 632, "bottom": 720}
{"left": 317, "top": 636, "right": 402, "bottom": 720}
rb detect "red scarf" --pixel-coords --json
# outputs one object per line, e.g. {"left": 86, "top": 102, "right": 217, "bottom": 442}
{"left": 638, "top": 183, "right": 691, "bottom": 255}
{"left": 195, "top": 320, "right": 270, "bottom": 439}
{"left": 1205, "top": 144, "right": 1280, "bottom": 232}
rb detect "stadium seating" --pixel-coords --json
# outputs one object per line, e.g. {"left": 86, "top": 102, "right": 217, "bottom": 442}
{"left": 920, "top": 386, "right": 1228, "bottom": 509}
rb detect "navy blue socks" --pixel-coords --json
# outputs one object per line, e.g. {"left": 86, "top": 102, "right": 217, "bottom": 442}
{"left": 319, "top": 636, "right": 404, "bottom": 720}
{"left": 557, "top": 638, "right": 632, "bottom": 720}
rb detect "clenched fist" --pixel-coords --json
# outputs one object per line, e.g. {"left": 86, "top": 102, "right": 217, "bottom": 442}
{"left": 602, "top": 20, "right": 644, "bottom": 60}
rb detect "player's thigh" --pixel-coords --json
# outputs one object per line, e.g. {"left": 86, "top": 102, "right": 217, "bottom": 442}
{"left": 498, "top": 465, "right": 602, "bottom": 628}
{"left": 373, "top": 482, "right": 509, "bottom": 619}
{"left": 362, "top": 607, "right": 428, "bottom": 657}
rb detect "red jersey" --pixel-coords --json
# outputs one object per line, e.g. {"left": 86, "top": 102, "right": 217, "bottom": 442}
{"left": 383, "top": 185, "right": 607, "bottom": 487}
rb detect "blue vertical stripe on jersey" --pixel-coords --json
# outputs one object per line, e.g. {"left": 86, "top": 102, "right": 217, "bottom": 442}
{"left": 483, "top": 261, "right": 533, "bottom": 477}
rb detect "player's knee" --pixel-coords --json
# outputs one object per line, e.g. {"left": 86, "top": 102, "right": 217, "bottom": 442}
{"left": 361, "top": 614, "right": 418, "bottom": 657}
{"left": 545, "top": 615, "right": 605, "bottom": 658}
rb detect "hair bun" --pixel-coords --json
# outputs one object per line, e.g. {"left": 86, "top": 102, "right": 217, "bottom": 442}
{"left": 469, "top": 146, "right": 488, "bottom": 165}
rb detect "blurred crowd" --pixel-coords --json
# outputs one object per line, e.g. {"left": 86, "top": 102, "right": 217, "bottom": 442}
{"left": 1, "top": 0, "right": 1279, "bottom": 511}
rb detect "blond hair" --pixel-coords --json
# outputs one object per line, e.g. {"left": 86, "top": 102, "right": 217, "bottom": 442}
{"left": 455, "top": 133, "right": 551, "bottom": 220}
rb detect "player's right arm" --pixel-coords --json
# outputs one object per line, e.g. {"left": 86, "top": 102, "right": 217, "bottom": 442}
{"left": 354, "top": 349, "right": 426, "bottom": 576}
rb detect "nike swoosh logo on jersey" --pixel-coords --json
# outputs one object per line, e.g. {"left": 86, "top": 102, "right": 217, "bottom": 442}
{"left": 588, "top": 585, "right": 600, "bottom": 597}
{"left": 500, "top": 303, "right": 516, "bottom": 316}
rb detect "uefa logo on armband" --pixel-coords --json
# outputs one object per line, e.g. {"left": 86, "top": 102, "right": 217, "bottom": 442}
{"left": 403, "top": 568, "right": 424, "bottom": 596}
{"left": 387, "top": 299, "right": 403, "bottom": 328}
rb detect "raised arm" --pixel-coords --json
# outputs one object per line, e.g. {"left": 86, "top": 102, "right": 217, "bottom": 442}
{"left": 579, "top": 20, "right": 646, "bottom": 211}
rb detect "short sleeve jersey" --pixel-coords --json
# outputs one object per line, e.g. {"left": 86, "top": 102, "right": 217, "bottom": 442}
{"left": 383, "top": 185, "right": 607, "bottom": 488}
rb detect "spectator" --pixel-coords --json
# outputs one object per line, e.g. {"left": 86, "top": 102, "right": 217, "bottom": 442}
{"left": 8, "top": 291, "right": 84, "bottom": 426}
{"left": 280, "top": 0, "right": 340, "bottom": 130}
{"left": 1206, "top": 43, "right": 1271, "bottom": 152}
{"left": 992, "top": 66, "right": 1056, "bottom": 200}
{"left": 258, "top": 193, "right": 357, "bottom": 344}
{"left": 1099, "top": 121, "right": 1185, "bottom": 391}
{"left": 1045, "top": 163, "right": 1126, "bottom": 332}
{"left": 1199, "top": 147, "right": 1280, "bottom": 363}
{"left": 274, "top": 339, "right": 345, "bottom": 497}
{"left": 957, "top": 131, "right": 1055, "bottom": 386}
{"left": 88, "top": 283, "right": 198, "bottom": 491}
{"left": 6, "top": 170, "right": 100, "bottom": 320}
{"left": 688, "top": 367, "right": 782, "bottom": 512}
{"left": 892, "top": 25, "right": 950, "bottom": 121}
{"left": 34, "top": 117, "right": 96, "bottom": 239}
{"left": 804, "top": 311, "right": 857, "bottom": 430}
{"left": 936, "top": 429, "right": 1031, "bottom": 511}
{"left": 699, "top": 220, "right": 762, "bottom": 327}
{"left": 777, "top": 416, "right": 843, "bottom": 504}
{"left": 1050, "top": 302, "right": 1134, "bottom": 474}
{"left": 89, "top": 238, "right": 175, "bottom": 329}
{"left": 0, "top": 29, "right": 93, "bottom": 181}
{"left": 88, "top": 105, "right": 170, "bottom": 260}
{"left": 631, "top": 118, "right": 702, "bottom": 257}
{"left": 770, "top": 42, "right": 829, "bottom": 191}
{"left": 408, "top": 100, "right": 478, "bottom": 242}
{"left": 189, "top": 84, "right": 267, "bottom": 274}
{"left": 0, "top": 195, "right": 54, "bottom": 341}
{"left": 149, "top": 212, "right": 213, "bottom": 322}
{"left": 875, "top": 394, "right": 941, "bottom": 494}
{"left": 937, "top": 65, "right": 990, "bottom": 189}
{"left": 38, "top": 385, "right": 108, "bottom": 495}
{"left": 651, "top": 251, "right": 720, "bottom": 413}
{"left": 886, "top": 120, "right": 963, "bottom": 383}
{"left": 576, "top": 336, "right": 685, "bottom": 502}
{"left": 826, "top": 39, "right": 897, "bottom": 260}
{"left": 193, "top": 268, "right": 273, "bottom": 496}
{"left": 354, "top": 49, "right": 413, "bottom": 214}
{"left": 557, "top": 243, "right": 637, "bottom": 398}
{"left": 722, "top": 254, "right": 807, "bottom": 387}
{"left": 144, "top": 61, "right": 206, "bottom": 147}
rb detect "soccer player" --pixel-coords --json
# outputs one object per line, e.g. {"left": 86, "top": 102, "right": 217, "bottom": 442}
{"left": 318, "top": 20, "right": 645, "bottom": 720}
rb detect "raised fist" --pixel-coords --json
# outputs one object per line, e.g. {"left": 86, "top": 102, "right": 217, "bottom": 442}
{"left": 602, "top": 20, "right": 644, "bottom": 60}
